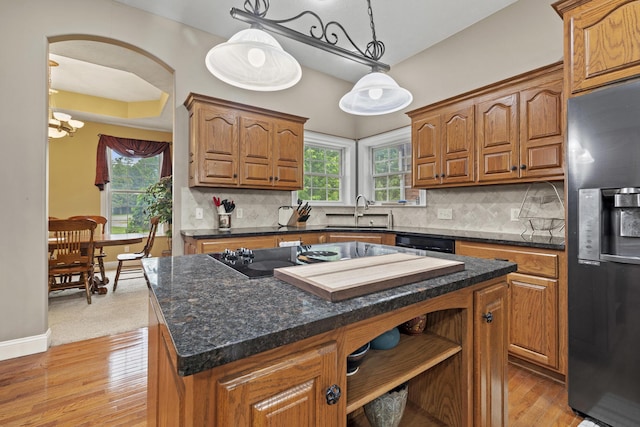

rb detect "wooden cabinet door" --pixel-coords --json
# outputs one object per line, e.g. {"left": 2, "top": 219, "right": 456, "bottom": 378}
{"left": 193, "top": 104, "right": 239, "bottom": 186}
{"left": 273, "top": 118, "right": 304, "bottom": 189}
{"left": 412, "top": 112, "right": 442, "bottom": 186}
{"left": 508, "top": 273, "right": 559, "bottom": 369}
{"left": 326, "top": 232, "right": 394, "bottom": 245}
{"left": 474, "top": 281, "right": 508, "bottom": 427}
{"left": 477, "top": 93, "right": 519, "bottom": 182}
{"left": 519, "top": 78, "right": 564, "bottom": 179}
{"left": 441, "top": 103, "right": 475, "bottom": 184}
{"left": 239, "top": 114, "right": 273, "bottom": 187}
{"left": 216, "top": 342, "right": 340, "bottom": 427}
{"left": 558, "top": 0, "right": 640, "bottom": 93}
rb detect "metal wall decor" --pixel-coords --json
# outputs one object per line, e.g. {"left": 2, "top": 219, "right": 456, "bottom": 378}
{"left": 230, "top": 0, "right": 390, "bottom": 72}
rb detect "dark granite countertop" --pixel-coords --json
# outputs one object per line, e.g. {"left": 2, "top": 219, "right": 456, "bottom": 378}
{"left": 181, "top": 225, "right": 565, "bottom": 251}
{"left": 142, "top": 245, "right": 516, "bottom": 377}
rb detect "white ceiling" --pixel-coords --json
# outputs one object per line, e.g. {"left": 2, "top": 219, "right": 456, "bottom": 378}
{"left": 50, "top": 0, "right": 519, "bottom": 131}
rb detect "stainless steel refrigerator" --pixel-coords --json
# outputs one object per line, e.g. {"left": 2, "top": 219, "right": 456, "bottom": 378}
{"left": 567, "top": 79, "right": 640, "bottom": 426}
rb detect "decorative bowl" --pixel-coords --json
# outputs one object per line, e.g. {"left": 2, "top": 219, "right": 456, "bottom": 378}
{"left": 370, "top": 327, "right": 400, "bottom": 350}
{"left": 364, "top": 383, "right": 408, "bottom": 427}
{"left": 400, "top": 314, "right": 427, "bottom": 335}
{"left": 346, "top": 342, "right": 370, "bottom": 376}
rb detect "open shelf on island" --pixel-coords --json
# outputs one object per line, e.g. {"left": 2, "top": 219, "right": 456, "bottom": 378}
{"left": 347, "top": 401, "right": 448, "bottom": 427}
{"left": 346, "top": 331, "right": 462, "bottom": 414}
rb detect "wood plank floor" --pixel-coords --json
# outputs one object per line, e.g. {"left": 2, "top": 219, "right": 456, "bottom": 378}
{"left": 0, "top": 328, "right": 582, "bottom": 426}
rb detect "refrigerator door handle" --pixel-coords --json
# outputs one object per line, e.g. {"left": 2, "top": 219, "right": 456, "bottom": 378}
{"left": 600, "top": 253, "right": 640, "bottom": 265}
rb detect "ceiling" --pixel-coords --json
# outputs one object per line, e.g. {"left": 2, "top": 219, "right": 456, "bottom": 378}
{"left": 49, "top": 0, "right": 519, "bottom": 132}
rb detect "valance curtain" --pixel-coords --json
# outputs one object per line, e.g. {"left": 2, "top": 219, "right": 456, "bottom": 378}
{"left": 95, "top": 134, "right": 172, "bottom": 190}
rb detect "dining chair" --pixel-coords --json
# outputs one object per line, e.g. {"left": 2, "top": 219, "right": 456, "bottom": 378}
{"left": 48, "top": 218, "right": 97, "bottom": 304}
{"left": 68, "top": 215, "right": 108, "bottom": 286}
{"left": 113, "top": 216, "right": 159, "bottom": 291}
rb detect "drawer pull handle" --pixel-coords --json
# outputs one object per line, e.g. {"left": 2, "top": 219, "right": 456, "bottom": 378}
{"left": 325, "top": 384, "right": 341, "bottom": 405}
{"left": 495, "top": 258, "right": 509, "bottom": 262}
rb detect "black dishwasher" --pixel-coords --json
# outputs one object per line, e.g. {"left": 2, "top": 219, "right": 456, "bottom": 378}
{"left": 395, "top": 234, "right": 455, "bottom": 254}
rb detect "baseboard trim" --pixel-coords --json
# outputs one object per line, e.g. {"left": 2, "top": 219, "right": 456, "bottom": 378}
{"left": 0, "top": 328, "right": 51, "bottom": 361}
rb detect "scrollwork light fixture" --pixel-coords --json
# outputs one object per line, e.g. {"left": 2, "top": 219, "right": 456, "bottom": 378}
{"left": 205, "top": 0, "right": 412, "bottom": 115}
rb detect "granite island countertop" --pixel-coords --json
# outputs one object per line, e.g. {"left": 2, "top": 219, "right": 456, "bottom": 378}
{"left": 181, "top": 225, "right": 565, "bottom": 250}
{"left": 143, "top": 245, "right": 516, "bottom": 377}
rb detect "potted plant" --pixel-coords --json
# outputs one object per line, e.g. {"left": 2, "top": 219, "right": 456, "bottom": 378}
{"left": 142, "top": 175, "right": 173, "bottom": 238}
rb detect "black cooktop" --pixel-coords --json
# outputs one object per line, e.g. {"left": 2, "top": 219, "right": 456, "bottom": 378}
{"left": 208, "top": 241, "right": 425, "bottom": 278}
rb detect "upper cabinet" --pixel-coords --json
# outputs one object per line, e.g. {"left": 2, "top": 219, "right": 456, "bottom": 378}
{"left": 185, "top": 93, "right": 307, "bottom": 190}
{"left": 554, "top": 0, "right": 640, "bottom": 94}
{"left": 408, "top": 62, "right": 564, "bottom": 189}
{"left": 412, "top": 101, "right": 475, "bottom": 187}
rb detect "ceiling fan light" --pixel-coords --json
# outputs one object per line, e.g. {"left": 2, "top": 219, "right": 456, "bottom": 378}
{"left": 53, "top": 111, "right": 71, "bottom": 122}
{"left": 339, "top": 72, "right": 413, "bottom": 116}
{"left": 205, "top": 28, "right": 302, "bottom": 91}
{"left": 68, "top": 119, "right": 85, "bottom": 129}
{"left": 48, "top": 127, "right": 67, "bottom": 138}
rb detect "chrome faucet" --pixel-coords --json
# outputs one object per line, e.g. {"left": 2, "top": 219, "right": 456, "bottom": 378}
{"left": 354, "top": 194, "right": 369, "bottom": 226}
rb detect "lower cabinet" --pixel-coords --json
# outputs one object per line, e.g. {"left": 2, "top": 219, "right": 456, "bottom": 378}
{"left": 217, "top": 342, "right": 340, "bottom": 426}
{"left": 474, "top": 282, "right": 509, "bottom": 427}
{"left": 456, "top": 240, "right": 566, "bottom": 380}
{"left": 149, "top": 277, "right": 509, "bottom": 426}
{"left": 326, "top": 232, "right": 395, "bottom": 245}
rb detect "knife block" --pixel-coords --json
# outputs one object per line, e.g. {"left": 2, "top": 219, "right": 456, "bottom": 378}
{"left": 286, "top": 211, "right": 305, "bottom": 227}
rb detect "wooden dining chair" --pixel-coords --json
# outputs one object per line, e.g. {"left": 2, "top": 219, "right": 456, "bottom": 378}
{"left": 68, "top": 215, "right": 108, "bottom": 286}
{"left": 48, "top": 218, "right": 97, "bottom": 304}
{"left": 113, "top": 216, "right": 159, "bottom": 291}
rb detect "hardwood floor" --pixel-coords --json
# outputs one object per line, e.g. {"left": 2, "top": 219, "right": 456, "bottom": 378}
{"left": 0, "top": 328, "right": 582, "bottom": 426}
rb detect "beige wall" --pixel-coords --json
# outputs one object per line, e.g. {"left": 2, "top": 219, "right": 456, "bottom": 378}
{"left": 0, "top": 0, "right": 563, "bottom": 358}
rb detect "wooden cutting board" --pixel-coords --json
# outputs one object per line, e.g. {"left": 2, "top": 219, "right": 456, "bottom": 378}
{"left": 273, "top": 253, "right": 465, "bottom": 302}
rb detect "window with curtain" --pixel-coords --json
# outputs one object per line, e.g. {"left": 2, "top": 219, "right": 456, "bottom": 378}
{"left": 95, "top": 134, "right": 172, "bottom": 234}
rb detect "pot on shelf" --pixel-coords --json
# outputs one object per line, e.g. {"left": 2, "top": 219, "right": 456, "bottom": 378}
{"left": 364, "top": 383, "right": 408, "bottom": 427}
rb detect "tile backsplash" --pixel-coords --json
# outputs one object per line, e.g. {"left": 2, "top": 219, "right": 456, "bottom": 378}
{"left": 182, "top": 181, "right": 565, "bottom": 238}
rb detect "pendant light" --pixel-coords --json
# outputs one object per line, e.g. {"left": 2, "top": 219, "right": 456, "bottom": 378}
{"left": 339, "top": 72, "right": 413, "bottom": 116}
{"left": 210, "top": 0, "right": 412, "bottom": 114}
{"left": 205, "top": 27, "right": 301, "bottom": 91}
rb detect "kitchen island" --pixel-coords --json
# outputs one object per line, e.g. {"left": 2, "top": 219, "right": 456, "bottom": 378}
{"left": 144, "top": 242, "right": 516, "bottom": 426}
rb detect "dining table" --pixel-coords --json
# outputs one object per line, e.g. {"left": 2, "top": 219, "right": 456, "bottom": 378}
{"left": 48, "top": 232, "right": 144, "bottom": 294}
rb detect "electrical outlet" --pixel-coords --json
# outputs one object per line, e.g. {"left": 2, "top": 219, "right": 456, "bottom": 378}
{"left": 236, "top": 208, "right": 243, "bottom": 219}
{"left": 511, "top": 208, "right": 520, "bottom": 221}
{"left": 437, "top": 208, "right": 453, "bottom": 220}
{"left": 124, "top": 246, "right": 130, "bottom": 253}
{"left": 195, "top": 208, "right": 203, "bottom": 219}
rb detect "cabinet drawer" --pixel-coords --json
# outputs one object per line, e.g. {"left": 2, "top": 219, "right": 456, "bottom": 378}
{"left": 456, "top": 241, "right": 559, "bottom": 279}
{"left": 198, "top": 236, "right": 277, "bottom": 253}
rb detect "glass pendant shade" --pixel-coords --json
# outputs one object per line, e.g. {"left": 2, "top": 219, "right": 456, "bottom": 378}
{"left": 339, "top": 72, "right": 413, "bottom": 116}
{"left": 205, "top": 28, "right": 302, "bottom": 91}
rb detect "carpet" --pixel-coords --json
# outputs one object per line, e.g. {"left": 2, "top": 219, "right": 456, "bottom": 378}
{"left": 47, "top": 269, "right": 149, "bottom": 346}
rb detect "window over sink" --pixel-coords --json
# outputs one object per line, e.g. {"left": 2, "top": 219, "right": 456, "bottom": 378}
{"left": 294, "top": 131, "right": 355, "bottom": 206}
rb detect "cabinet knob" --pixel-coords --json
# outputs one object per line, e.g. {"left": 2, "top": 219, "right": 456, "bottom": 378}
{"left": 510, "top": 166, "right": 517, "bottom": 171}
{"left": 520, "top": 164, "right": 527, "bottom": 170}
{"left": 325, "top": 384, "right": 341, "bottom": 405}
{"left": 269, "top": 176, "right": 273, "bottom": 181}
{"left": 233, "top": 173, "right": 237, "bottom": 178}
{"left": 434, "top": 174, "right": 439, "bottom": 178}
{"left": 274, "top": 176, "right": 279, "bottom": 181}
{"left": 482, "top": 312, "right": 493, "bottom": 323}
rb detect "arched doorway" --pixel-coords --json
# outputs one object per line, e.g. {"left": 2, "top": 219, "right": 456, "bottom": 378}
{"left": 47, "top": 37, "right": 174, "bottom": 341}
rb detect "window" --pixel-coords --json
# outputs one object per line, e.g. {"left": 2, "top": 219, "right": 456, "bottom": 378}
{"left": 104, "top": 149, "right": 162, "bottom": 234}
{"left": 294, "top": 131, "right": 355, "bottom": 206}
{"left": 358, "top": 127, "right": 424, "bottom": 205}
{"left": 372, "top": 143, "right": 412, "bottom": 202}
{"left": 300, "top": 145, "right": 341, "bottom": 201}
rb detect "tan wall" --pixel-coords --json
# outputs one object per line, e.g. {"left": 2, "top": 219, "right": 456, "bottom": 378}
{"left": 48, "top": 121, "right": 172, "bottom": 259}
